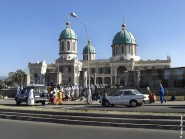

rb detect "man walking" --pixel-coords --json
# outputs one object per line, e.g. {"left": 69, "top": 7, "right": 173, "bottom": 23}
{"left": 159, "top": 84, "right": 166, "bottom": 103}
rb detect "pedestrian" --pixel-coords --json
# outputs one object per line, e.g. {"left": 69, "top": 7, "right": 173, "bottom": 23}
{"left": 28, "top": 86, "right": 35, "bottom": 106}
{"left": 87, "top": 88, "right": 92, "bottom": 104}
{"left": 102, "top": 90, "right": 107, "bottom": 106}
{"left": 159, "top": 84, "right": 166, "bottom": 103}
{"left": 47, "top": 84, "right": 51, "bottom": 94}
{"left": 58, "top": 90, "right": 63, "bottom": 105}
{"left": 146, "top": 87, "right": 156, "bottom": 103}
{"left": 170, "top": 94, "right": 176, "bottom": 101}
{"left": 53, "top": 92, "right": 57, "bottom": 104}
{"left": 16, "top": 86, "right": 20, "bottom": 97}
{"left": 79, "top": 85, "right": 83, "bottom": 97}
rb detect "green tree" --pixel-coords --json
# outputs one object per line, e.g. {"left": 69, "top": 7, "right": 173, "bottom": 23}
{"left": 4, "top": 79, "right": 13, "bottom": 88}
{"left": 0, "top": 80, "right": 5, "bottom": 89}
{"left": 8, "top": 69, "right": 27, "bottom": 88}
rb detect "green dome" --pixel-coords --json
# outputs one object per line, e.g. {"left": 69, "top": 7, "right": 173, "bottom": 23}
{"left": 83, "top": 41, "right": 96, "bottom": 54}
{"left": 59, "top": 22, "right": 77, "bottom": 40}
{"left": 112, "top": 24, "right": 137, "bottom": 45}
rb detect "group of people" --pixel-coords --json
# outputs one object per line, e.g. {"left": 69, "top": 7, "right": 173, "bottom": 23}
{"left": 47, "top": 83, "right": 97, "bottom": 104}
{"left": 16, "top": 82, "right": 176, "bottom": 106}
{"left": 147, "top": 83, "right": 176, "bottom": 103}
{"left": 47, "top": 85, "right": 66, "bottom": 104}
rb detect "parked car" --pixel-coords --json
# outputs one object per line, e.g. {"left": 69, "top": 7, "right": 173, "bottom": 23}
{"left": 101, "top": 89, "right": 148, "bottom": 107}
{"left": 15, "top": 85, "right": 49, "bottom": 105}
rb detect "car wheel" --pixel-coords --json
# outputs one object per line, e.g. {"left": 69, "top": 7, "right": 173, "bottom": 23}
{"left": 42, "top": 101, "right": 45, "bottom": 105}
{"left": 16, "top": 100, "right": 20, "bottom": 106}
{"left": 104, "top": 101, "right": 110, "bottom": 107}
{"left": 26, "top": 98, "right": 29, "bottom": 105}
{"left": 130, "top": 100, "right": 138, "bottom": 107}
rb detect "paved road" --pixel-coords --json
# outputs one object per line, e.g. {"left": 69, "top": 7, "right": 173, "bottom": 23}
{"left": 1, "top": 99, "right": 185, "bottom": 113}
{"left": 0, "top": 118, "right": 181, "bottom": 139}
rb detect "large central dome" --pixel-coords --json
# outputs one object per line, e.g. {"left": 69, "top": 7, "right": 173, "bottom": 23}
{"left": 112, "top": 24, "right": 137, "bottom": 46}
{"left": 59, "top": 22, "right": 77, "bottom": 40}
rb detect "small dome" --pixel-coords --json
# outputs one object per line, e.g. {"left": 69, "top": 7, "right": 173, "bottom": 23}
{"left": 83, "top": 41, "right": 96, "bottom": 54}
{"left": 59, "top": 22, "right": 77, "bottom": 40}
{"left": 112, "top": 24, "right": 137, "bottom": 45}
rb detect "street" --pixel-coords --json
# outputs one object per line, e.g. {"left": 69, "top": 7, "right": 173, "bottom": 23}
{"left": 1, "top": 99, "right": 185, "bottom": 113}
{"left": 0, "top": 118, "right": 180, "bottom": 139}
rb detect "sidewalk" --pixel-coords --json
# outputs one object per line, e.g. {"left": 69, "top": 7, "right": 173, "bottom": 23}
{"left": 61, "top": 100, "right": 100, "bottom": 105}
{"left": 144, "top": 100, "right": 185, "bottom": 106}
{"left": 61, "top": 100, "right": 185, "bottom": 106}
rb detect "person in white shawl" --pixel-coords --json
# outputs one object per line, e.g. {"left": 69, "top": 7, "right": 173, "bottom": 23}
{"left": 16, "top": 86, "right": 20, "bottom": 97}
{"left": 28, "top": 86, "right": 35, "bottom": 106}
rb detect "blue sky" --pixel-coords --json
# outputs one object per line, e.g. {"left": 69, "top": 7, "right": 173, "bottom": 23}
{"left": 0, "top": 0, "right": 185, "bottom": 76}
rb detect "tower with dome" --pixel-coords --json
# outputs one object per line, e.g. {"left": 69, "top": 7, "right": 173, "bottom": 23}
{"left": 28, "top": 21, "right": 171, "bottom": 86}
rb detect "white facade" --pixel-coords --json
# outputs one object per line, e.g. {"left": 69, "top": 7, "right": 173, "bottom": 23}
{"left": 28, "top": 22, "right": 171, "bottom": 86}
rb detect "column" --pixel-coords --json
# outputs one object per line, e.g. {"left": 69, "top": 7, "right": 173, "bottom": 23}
{"left": 94, "top": 73, "right": 96, "bottom": 85}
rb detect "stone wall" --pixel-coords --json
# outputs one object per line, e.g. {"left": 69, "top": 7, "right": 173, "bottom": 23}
{"left": 0, "top": 89, "right": 17, "bottom": 98}
{"left": 139, "top": 67, "right": 185, "bottom": 88}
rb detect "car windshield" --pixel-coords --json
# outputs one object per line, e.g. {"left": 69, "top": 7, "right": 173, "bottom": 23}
{"left": 34, "top": 86, "right": 47, "bottom": 93}
{"left": 133, "top": 90, "right": 141, "bottom": 94}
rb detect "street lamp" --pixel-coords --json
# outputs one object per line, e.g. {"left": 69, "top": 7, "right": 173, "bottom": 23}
{"left": 70, "top": 12, "right": 92, "bottom": 104}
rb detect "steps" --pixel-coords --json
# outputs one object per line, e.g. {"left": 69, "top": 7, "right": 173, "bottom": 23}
{"left": 0, "top": 109, "right": 183, "bottom": 130}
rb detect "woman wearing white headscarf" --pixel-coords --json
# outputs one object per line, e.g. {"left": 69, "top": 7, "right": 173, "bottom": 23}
{"left": 16, "top": 86, "right": 20, "bottom": 97}
{"left": 28, "top": 86, "right": 35, "bottom": 106}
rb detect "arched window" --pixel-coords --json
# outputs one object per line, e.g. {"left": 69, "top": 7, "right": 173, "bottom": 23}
{"left": 122, "top": 45, "right": 124, "bottom": 54}
{"left": 128, "top": 45, "right": 131, "bottom": 54}
{"left": 73, "top": 42, "right": 76, "bottom": 51}
{"left": 131, "top": 45, "right": 133, "bottom": 55}
{"left": 115, "top": 46, "right": 118, "bottom": 55}
{"left": 62, "top": 42, "right": 64, "bottom": 51}
{"left": 67, "top": 41, "right": 70, "bottom": 51}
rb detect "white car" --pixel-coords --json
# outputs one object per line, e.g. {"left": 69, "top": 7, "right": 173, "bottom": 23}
{"left": 102, "top": 89, "right": 147, "bottom": 107}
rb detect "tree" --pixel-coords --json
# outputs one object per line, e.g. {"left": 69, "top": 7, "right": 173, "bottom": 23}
{"left": 8, "top": 69, "right": 27, "bottom": 88}
{"left": 4, "top": 79, "right": 13, "bottom": 88}
{"left": 0, "top": 80, "right": 5, "bottom": 89}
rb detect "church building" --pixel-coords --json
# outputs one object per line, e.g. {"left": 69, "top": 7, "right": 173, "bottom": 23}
{"left": 28, "top": 20, "right": 171, "bottom": 87}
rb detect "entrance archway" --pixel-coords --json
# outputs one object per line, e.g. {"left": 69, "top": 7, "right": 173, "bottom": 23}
{"left": 117, "top": 66, "right": 127, "bottom": 85}
{"left": 34, "top": 73, "right": 40, "bottom": 84}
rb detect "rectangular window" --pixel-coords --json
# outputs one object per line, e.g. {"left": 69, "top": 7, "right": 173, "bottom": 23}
{"left": 91, "top": 68, "right": 95, "bottom": 74}
{"left": 99, "top": 68, "right": 103, "bottom": 74}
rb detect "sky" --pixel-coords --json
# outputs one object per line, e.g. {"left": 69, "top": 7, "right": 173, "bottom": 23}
{"left": 0, "top": 0, "right": 185, "bottom": 76}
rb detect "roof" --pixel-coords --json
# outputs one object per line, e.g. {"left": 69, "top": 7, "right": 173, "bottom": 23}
{"left": 112, "top": 24, "right": 137, "bottom": 45}
{"left": 83, "top": 41, "right": 96, "bottom": 54}
{"left": 59, "top": 22, "right": 77, "bottom": 40}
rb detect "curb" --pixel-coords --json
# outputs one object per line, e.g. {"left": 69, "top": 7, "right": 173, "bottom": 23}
{"left": 0, "top": 108, "right": 182, "bottom": 130}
